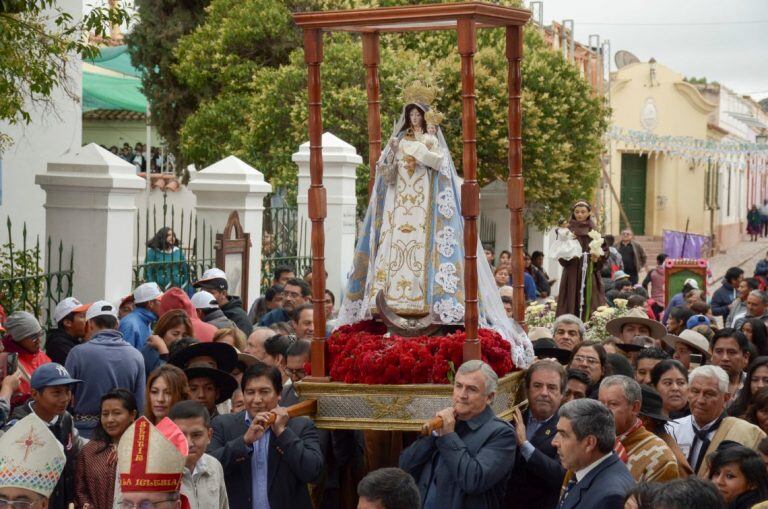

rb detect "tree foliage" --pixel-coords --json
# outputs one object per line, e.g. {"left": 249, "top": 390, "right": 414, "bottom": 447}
{"left": 173, "top": 0, "right": 607, "bottom": 228}
{"left": 126, "top": 0, "right": 211, "bottom": 173}
{"left": 0, "top": 0, "right": 129, "bottom": 151}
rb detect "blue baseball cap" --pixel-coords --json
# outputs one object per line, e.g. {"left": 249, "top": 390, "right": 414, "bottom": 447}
{"left": 686, "top": 314, "right": 711, "bottom": 329}
{"left": 30, "top": 363, "right": 82, "bottom": 390}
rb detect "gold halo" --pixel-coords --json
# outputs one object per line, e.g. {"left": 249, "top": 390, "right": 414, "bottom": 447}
{"left": 425, "top": 108, "right": 444, "bottom": 126}
{"left": 402, "top": 80, "right": 437, "bottom": 106}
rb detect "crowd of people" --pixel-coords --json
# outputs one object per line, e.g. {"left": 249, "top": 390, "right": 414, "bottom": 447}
{"left": 101, "top": 141, "right": 175, "bottom": 173}
{"left": 2, "top": 240, "right": 768, "bottom": 508}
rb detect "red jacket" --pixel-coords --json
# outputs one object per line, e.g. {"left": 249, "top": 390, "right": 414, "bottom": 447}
{"left": 159, "top": 288, "right": 215, "bottom": 342}
{"left": 2, "top": 335, "right": 51, "bottom": 401}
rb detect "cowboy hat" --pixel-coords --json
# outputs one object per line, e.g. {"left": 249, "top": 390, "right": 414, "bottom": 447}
{"left": 532, "top": 338, "right": 573, "bottom": 365}
{"left": 639, "top": 385, "right": 669, "bottom": 422}
{"left": 662, "top": 329, "right": 711, "bottom": 358}
{"left": 183, "top": 366, "right": 239, "bottom": 404}
{"left": 169, "top": 342, "right": 239, "bottom": 373}
{"left": 605, "top": 308, "right": 667, "bottom": 340}
{"left": 528, "top": 326, "right": 554, "bottom": 342}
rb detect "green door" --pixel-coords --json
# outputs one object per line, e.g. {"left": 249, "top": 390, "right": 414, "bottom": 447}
{"left": 620, "top": 154, "right": 647, "bottom": 235}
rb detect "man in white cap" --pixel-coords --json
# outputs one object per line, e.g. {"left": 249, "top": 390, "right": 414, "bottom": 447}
{"left": 193, "top": 268, "right": 252, "bottom": 335}
{"left": 65, "top": 300, "right": 146, "bottom": 438}
{"left": 0, "top": 413, "right": 67, "bottom": 508}
{"left": 116, "top": 416, "right": 188, "bottom": 508}
{"left": 191, "top": 290, "right": 236, "bottom": 330}
{"left": 119, "top": 282, "right": 164, "bottom": 349}
{"left": 45, "top": 297, "right": 89, "bottom": 365}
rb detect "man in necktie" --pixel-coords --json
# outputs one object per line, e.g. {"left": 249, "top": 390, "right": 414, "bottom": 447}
{"left": 666, "top": 365, "right": 765, "bottom": 477}
{"left": 551, "top": 399, "right": 635, "bottom": 509}
{"left": 399, "top": 360, "right": 517, "bottom": 509}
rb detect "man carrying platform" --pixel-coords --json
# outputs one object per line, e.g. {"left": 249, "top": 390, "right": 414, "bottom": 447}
{"left": 399, "top": 359, "right": 517, "bottom": 509}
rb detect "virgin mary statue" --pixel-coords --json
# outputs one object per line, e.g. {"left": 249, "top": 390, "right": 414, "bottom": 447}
{"left": 337, "top": 81, "right": 533, "bottom": 367}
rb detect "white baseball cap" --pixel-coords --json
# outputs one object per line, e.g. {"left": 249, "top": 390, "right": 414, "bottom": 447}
{"left": 191, "top": 291, "right": 218, "bottom": 310}
{"left": 684, "top": 278, "right": 699, "bottom": 290}
{"left": 53, "top": 297, "right": 90, "bottom": 323}
{"left": 133, "top": 282, "right": 163, "bottom": 304}
{"left": 85, "top": 300, "right": 119, "bottom": 321}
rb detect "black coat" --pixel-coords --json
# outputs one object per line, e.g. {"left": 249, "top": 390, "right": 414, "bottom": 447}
{"left": 45, "top": 327, "right": 81, "bottom": 366}
{"left": 559, "top": 453, "right": 635, "bottom": 509}
{"left": 505, "top": 410, "right": 565, "bottom": 509}
{"left": 208, "top": 410, "right": 324, "bottom": 509}
{"left": 221, "top": 296, "right": 253, "bottom": 335}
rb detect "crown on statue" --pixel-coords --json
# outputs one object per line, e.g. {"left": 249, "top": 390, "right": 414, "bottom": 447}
{"left": 425, "top": 108, "right": 444, "bottom": 126}
{"left": 403, "top": 80, "right": 437, "bottom": 106}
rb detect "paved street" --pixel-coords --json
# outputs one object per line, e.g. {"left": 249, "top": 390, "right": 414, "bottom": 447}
{"left": 707, "top": 236, "right": 768, "bottom": 289}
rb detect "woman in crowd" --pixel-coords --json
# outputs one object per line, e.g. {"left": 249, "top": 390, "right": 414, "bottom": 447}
{"left": 263, "top": 333, "right": 296, "bottom": 384}
{"left": 623, "top": 482, "right": 661, "bottom": 509}
{"left": 144, "top": 226, "right": 189, "bottom": 292}
{"left": 569, "top": 341, "right": 609, "bottom": 398}
{"left": 740, "top": 318, "right": 768, "bottom": 357}
{"left": 651, "top": 359, "right": 690, "bottom": 419}
{"left": 666, "top": 306, "right": 695, "bottom": 336}
{"left": 707, "top": 444, "right": 768, "bottom": 509}
{"left": 744, "top": 387, "right": 768, "bottom": 434}
{"left": 494, "top": 265, "right": 509, "bottom": 288}
{"left": 729, "top": 356, "right": 768, "bottom": 418}
{"left": 213, "top": 327, "right": 247, "bottom": 352}
{"left": 145, "top": 364, "right": 189, "bottom": 424}
{"left": 75, "top": 389, "right": 138, "bottom": 509}
{"left": 143, "top": 309, "right": 194, "bottom": 375}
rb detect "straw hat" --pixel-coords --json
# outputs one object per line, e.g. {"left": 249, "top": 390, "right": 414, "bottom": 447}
{"left": 662, "top": 329, "right": 711, "bottom": 358}
{"left": 0, "top": 413, "right": 66, "bottom": 499}
{"left": 605, "top": 307, "right": 667, "bottom": 340}
{"left": 528, "top": 326, "right": 553, "bottom": 342}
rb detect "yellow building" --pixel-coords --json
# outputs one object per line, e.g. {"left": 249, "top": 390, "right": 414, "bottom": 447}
{"left": 605, "top": 60, "right": 718, "bottom": 245}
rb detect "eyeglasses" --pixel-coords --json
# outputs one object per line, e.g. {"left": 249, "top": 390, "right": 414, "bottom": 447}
{"left": 572, "top": 355, "right": 600, "bottom": 366}
{"left": 0, "top": 498, "right": 41, "bottom": 509}
{"left": 117, "top": 499, "right": 178, "bottom": 509}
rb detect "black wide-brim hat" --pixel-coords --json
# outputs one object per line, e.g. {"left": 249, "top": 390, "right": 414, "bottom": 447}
{"left": 184, "top": 366, "right": 239, "bottom": 404}
{"left": 533, "top": 346, "right": 573, "bottom": 365}
{"left": 615, "top": 342, "right": 644, "bottom": 353}
{"left": 639, "top": 384, "right": 669, "bottom": 422}
{"left": 169, "top": 342, "right": 238, "bottom": 374}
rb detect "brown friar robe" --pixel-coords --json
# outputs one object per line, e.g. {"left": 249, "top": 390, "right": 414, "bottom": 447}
{"left": 555, "top": 218, "right": 607, "bottom": 321}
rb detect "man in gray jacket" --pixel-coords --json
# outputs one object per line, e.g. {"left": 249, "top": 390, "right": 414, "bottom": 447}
{"left": 399, "top": 360, "right": 517, "bottom": 509}
{"left": 192, "top": 290, "right": 236, "bottom": 330}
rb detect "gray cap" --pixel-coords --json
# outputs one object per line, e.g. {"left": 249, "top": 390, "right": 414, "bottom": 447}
{"left": 5, "top": 311, "right": 42, "bottom": 342}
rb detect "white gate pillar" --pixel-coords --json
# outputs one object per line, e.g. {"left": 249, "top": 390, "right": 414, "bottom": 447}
{"left": 188, "top": 156, "right": 272, "bottom": 308}
{"left": 293, "top": 133, "right": 360, "bottom": 302}
{"left": 36, "top": 144, "right": 145, "bottom": 303}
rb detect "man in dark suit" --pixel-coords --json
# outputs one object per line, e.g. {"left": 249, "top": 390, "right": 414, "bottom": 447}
{"left": 399, "top": 360, "right": 517, "bottom": 509}
{"left": 208, "top": 362, "right": 323, "bottom": 509}
{"left": 506, "top": 359, "right": 567, "bottom": 508}
{"left": 552, "top": 399, "right": 635, "bottom": 509}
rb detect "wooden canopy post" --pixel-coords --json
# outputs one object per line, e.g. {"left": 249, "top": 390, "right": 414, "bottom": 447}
{"left": 303, "top": 28, "right": 329, "bottom": 380}
{"left": 506, "top": 24, "right": 525, "bottom": 323}
{"left": 458, "top": 18, "right": 481, "bottom": 362}
{"left": 362, "top": 32, "right": 382, "bottom": 198}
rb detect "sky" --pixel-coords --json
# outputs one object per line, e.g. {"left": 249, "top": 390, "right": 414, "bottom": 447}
{"left": 530, "top": 0, "right": 768, "bottom": 102}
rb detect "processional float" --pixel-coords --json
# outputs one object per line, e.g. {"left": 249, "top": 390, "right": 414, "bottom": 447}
{"left": 288, "top": 1, "right": 532, "bottom": 432}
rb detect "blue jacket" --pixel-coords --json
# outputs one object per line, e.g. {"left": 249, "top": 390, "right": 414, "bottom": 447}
{"left": 258, "top": 307, "right": 290, "bottom": 327}
{"left": 524, "top": 272, "right": 537, "bottom": 301}
{"left": 559, "top": 453, "right": 635, "bottom": 509}
{"left": 399, "top": 406, "right": 517, "bottom": 509}
{"left": 118, "top": 306, "right": 156, "bottom": 349}
{"left": 756, "top": 259, "right": 768, "bottom": 277}
{"left": 711, "top": 282, "right": 737, "bottom": 317}
{"left": 141, "top": 344, "right": 167, "bottom": 378}
{"left": 65, "top": 329, "right": 146, "bottom": 438}
{"left": 662, "top": 292, "right": 685, "bottom": 324}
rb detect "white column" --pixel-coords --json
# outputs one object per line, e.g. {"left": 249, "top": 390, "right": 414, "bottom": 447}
{"left": 35, "top": 143, "right": 145, "bottom": 303}
{"left": 480, "top": 181, "right": 511, "bottom": 258}
{"left": 293, "top": 133, "right": 360, "bottom": 301}
{"left": 188, "top": 156, "right": 272, "bottom": 307}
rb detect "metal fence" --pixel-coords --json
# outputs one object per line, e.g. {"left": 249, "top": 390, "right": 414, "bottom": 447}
{"left": 0, "top": 218, "right": 74, "bottom": 328}
{"left": 133, "top": 193, "right": 217, "bottom": 291}
{"left": 260, "top": 204, "right": 312, "bottom": 292}
{"left": 480, "top": 214, "right": 497, "bottom": 253}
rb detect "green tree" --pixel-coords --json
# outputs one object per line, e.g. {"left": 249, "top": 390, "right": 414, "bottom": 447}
{"left": 0, "top": 0, "right": 129, "bottom": 151}
{"left": 126, "top": 0, "right": 211, "bottom": 173}
{"left": 174, "top": 0, "right": 607, "bottom": 228}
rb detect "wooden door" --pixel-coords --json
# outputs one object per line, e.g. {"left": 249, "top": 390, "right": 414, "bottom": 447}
{"left": 620, "top": 154, "right": 647, "bottom": 235}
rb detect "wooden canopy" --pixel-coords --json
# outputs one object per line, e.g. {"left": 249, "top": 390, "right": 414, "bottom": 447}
{"left": 293, "top": 2, "right": 531, "bottom": 379}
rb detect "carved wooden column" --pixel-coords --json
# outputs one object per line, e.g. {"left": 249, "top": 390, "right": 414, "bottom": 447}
{"left": 362, "top": 32, "right": 382, "bottom": 198}
{"left": 304, "top": 28, "right": 329, "bottom": 379}
{"left": 506, "top": 24, "right": 525, "bottom": 323}
{"left": 458, "top": 19, "right": 480, "bottom": 362}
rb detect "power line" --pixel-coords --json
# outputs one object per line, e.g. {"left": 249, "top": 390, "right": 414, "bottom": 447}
{"left": 577, "top": 20, "right": 768, "bottom": 26}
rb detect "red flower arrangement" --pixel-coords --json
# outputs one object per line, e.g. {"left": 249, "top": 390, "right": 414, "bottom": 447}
{"left": 322, "top": 320, "right": 515, "bottom": 385}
